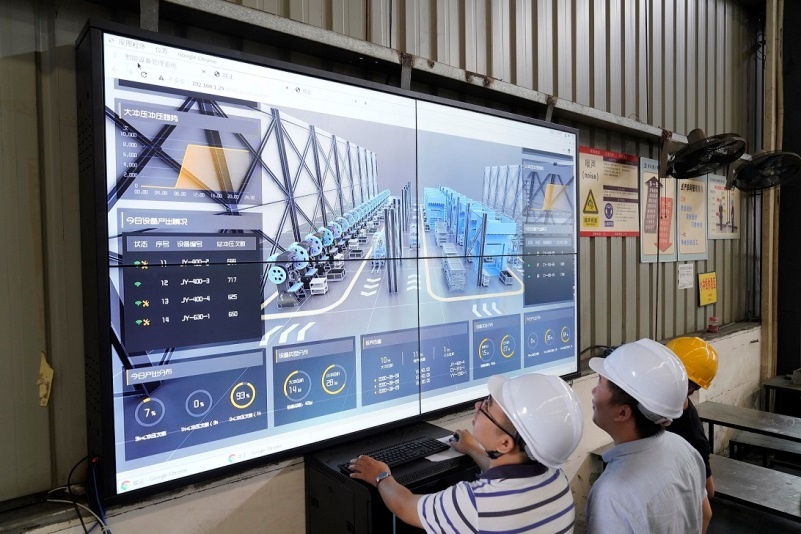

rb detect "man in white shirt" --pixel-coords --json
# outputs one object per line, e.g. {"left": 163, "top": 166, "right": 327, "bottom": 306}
{"left": 586, "top": 338, "right": 707, "bottom": 534}
{"left": 348, "top": 373, "right": 584, "bottom": 533}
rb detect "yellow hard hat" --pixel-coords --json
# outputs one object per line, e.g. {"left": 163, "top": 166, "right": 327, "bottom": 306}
{"left": 666, "top": 337, "right": 719, "bottom": 389}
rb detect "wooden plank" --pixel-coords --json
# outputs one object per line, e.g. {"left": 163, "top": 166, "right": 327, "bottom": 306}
{"left": 709, "top": 455, "right": 801, "bottom": 522}
{"left": 696, "top": 401, "right": 801, "bottom": 443}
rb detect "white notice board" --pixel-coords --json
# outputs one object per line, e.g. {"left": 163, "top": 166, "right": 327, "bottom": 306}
{"left": 707, "top": 174, "right": 740, "bottom": 239}
{"left": 677, "top": 178, "right": 708, "bottom": 261}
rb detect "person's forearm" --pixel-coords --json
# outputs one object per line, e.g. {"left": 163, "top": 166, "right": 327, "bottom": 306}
{"left": 705, "top": 475, "right": 715, "bottom": 498}
{"left": 701, "top": 496, "right": 712, "bottom": 534}
{"left": 377, "top": 477, "right": 423, "bottom": 528}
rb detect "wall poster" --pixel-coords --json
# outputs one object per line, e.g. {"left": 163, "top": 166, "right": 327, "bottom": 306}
{"left": 579, "top": 147, "right": 640, "bottom": 237}
{"left": 707, "top": 174, "right": 740, "bottom": 239}
{"left": 677, "top": 178, "right": 708, "bottom": 261}
{"left": 639, "top": 157, "right": 677, "bottom": 263}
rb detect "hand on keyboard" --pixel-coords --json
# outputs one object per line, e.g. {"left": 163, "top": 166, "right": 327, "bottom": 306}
{"left": 338, "top": 436, "right": 450, "bottom": 476}
{"left": 346, "top": 455, "right": 391, "bottom": 487}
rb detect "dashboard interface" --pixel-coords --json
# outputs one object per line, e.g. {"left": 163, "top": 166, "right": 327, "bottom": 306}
{"left": 79, "top": 25, "right": 579, "bottom": 499}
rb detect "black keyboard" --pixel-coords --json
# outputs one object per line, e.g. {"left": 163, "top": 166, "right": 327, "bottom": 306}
{"left": 338, "top": 436, "right": 451, "bottom": 475}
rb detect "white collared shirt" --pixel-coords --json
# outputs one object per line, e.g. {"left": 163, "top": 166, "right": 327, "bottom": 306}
{"left": 586, "top": 431, "right": 706, "bottom": 534}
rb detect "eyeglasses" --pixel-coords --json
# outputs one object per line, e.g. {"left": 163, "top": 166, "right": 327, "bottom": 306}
{"left": 478, "top": 396, "right": 519, "bottom": 443}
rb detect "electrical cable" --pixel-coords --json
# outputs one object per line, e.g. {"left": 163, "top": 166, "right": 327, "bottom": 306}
{"left": 46, "top": 499, "right": 110, "bottom": 533}
{"left": 655, "top": 144, "right": 662, "bottom": 338}
{"left": 579, "top": 344, "right": 611, "bottom": 357}
{"left": 89, "top": 458, "right": 111, "bottom": 533}
{"left": 67, "top": 456, "right": 90, "bottom": 534}
{"left": 48, "top": 485, "right": 105, "bottom": 533}
{"left": 644, "top": 0, "right": 661, "bottom": 339}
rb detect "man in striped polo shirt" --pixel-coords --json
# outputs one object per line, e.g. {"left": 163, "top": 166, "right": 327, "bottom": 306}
{"left": 348, "top": 373, "right": 584, "bottom": 533}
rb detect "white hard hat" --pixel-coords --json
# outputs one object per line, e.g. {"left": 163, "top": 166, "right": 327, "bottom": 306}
{"left": 589, "top": 338, "right": 687, "bottom": 421}
{"left": 488, "top": 373, "right": 584, "bottom": 468}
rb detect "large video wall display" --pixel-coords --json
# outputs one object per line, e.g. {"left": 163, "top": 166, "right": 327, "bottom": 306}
{"left": 78, "top": 23, "right": 579, "bottom": 501}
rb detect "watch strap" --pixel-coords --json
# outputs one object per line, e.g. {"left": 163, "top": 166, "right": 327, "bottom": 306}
{"left": 375, "top": 471, "right": 392, "bottom": 487}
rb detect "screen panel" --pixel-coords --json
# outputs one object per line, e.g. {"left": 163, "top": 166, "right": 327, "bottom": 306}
{"left": 77, "top": 23, "right": 578, "bottom": 502}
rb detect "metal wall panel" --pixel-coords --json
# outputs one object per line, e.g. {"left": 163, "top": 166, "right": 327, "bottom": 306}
{"left": 0, "top": 0, "right": 757, "bottom": 502}
{"left": 231, "top": 0, "right": 753, "bottom": 143}
{"left": 575, "top": 0, "right": 591, "bottom": 106}
{"left": 608, "top": 0, "right": 622, "bottom": 117}
{"left": 593, "top": 0, "right": 608, "bottom": 111}
{"left": 534, "top": 0, "right": 552, "bottom": 93}
{"left": 686, "top": 0, "right": 697, "bottom": 135}
{"left": 0, "top": 0, "right": 52, "bottom": 501}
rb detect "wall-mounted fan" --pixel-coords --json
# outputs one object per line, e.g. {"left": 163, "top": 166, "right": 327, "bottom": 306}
{"left": 726, "top": 150, "right": 801, "bottom": 191}
{"left": 664, "top": 128, "right": 746, "bottom": 179}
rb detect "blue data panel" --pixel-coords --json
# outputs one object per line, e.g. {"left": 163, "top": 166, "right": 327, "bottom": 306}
{"left": 360, "top": 328, "right": 418, "bottom": 405}
{"left": 419, "top": 322, "right": 470, "bottom": 391}
{"left": 523, "top": 307, "right": 576, "bottom": 368}
{"left": 122, "top": 350, "right": 267, "bottom": 460}
{"left": 120, "top": 234, "right": 263, "bottom": 352}
{"left": 472, "top": 314, "right": 522, "bottom": 379}
{"left": 272, "top": 338, "right": 357, "bottom": 426}
{"left": 360, "top": 322, "right": 470, "bottom": 406}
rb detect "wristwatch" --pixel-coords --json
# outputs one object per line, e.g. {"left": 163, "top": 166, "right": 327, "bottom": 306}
{"left": 375, "top": 471, "right": 392, "bottom": 487}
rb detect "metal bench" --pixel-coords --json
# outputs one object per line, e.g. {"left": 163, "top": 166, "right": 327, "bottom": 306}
{"left": 591, "top": 443, "right": 801, "bottom": 523}
{"left": 729, "top": 430, "right": 801, "bottom": 467}
{"left": 709, "top": 454, "right": 801, "bottom": 522}
{"left": 696, "top": 401, "right": 801, "bottom": 446}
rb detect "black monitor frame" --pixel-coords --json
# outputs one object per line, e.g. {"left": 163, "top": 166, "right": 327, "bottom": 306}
{"left": 76, "top": 18, "right": 580, "bottom": 504}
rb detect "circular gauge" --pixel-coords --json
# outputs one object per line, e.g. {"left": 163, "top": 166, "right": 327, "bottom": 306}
{"left": 230, "top": 381, "right": 257, "bottom": 409}
{"left": 321, "top": 365, "right": 348, "bottom": 395}
{"left": 527, "top": 332, "right": 539, "bottom": 348}
{"left": 544, "top": 329, "right": 555, "bottom": 345}
{"left": 478, "top": 338, "right": 495, "bottom": 361}
{"left": 282, "top": 371, "right": 311, "bottom": 402}
{"left": 500, "top": 335, "right": 516, "bottom": 358}
{"left": 560, "top": 326, "right": 571, "bottom": 343}
{"left": 134, "top": 397, "right": 165, "bottom": 427}
{"left": 185, "top": 389, "right": 213, "bottom": 418}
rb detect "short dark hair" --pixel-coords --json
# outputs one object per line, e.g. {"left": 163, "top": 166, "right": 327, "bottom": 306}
{"left": 607, "top": 380, "right": 664, "bottom": 439}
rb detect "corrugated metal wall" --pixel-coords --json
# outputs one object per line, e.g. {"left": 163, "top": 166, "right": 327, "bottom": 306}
{"left": 238, "top": 0, "right": 749, "bottom": 130}
{"left": 0, "top": 0, "right": 758, "bottom": 501}
{"left": 231, "top": 0, "right": 756, "bottom": 347}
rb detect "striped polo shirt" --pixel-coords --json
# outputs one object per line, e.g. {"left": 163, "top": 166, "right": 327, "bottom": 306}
{"left": 416, "top": 461, "right": 575, "bottom": 534}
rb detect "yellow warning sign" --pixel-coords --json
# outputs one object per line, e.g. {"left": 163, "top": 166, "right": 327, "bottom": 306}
{"left": 583, "top": 190, "right": 599, "bottom": 214}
